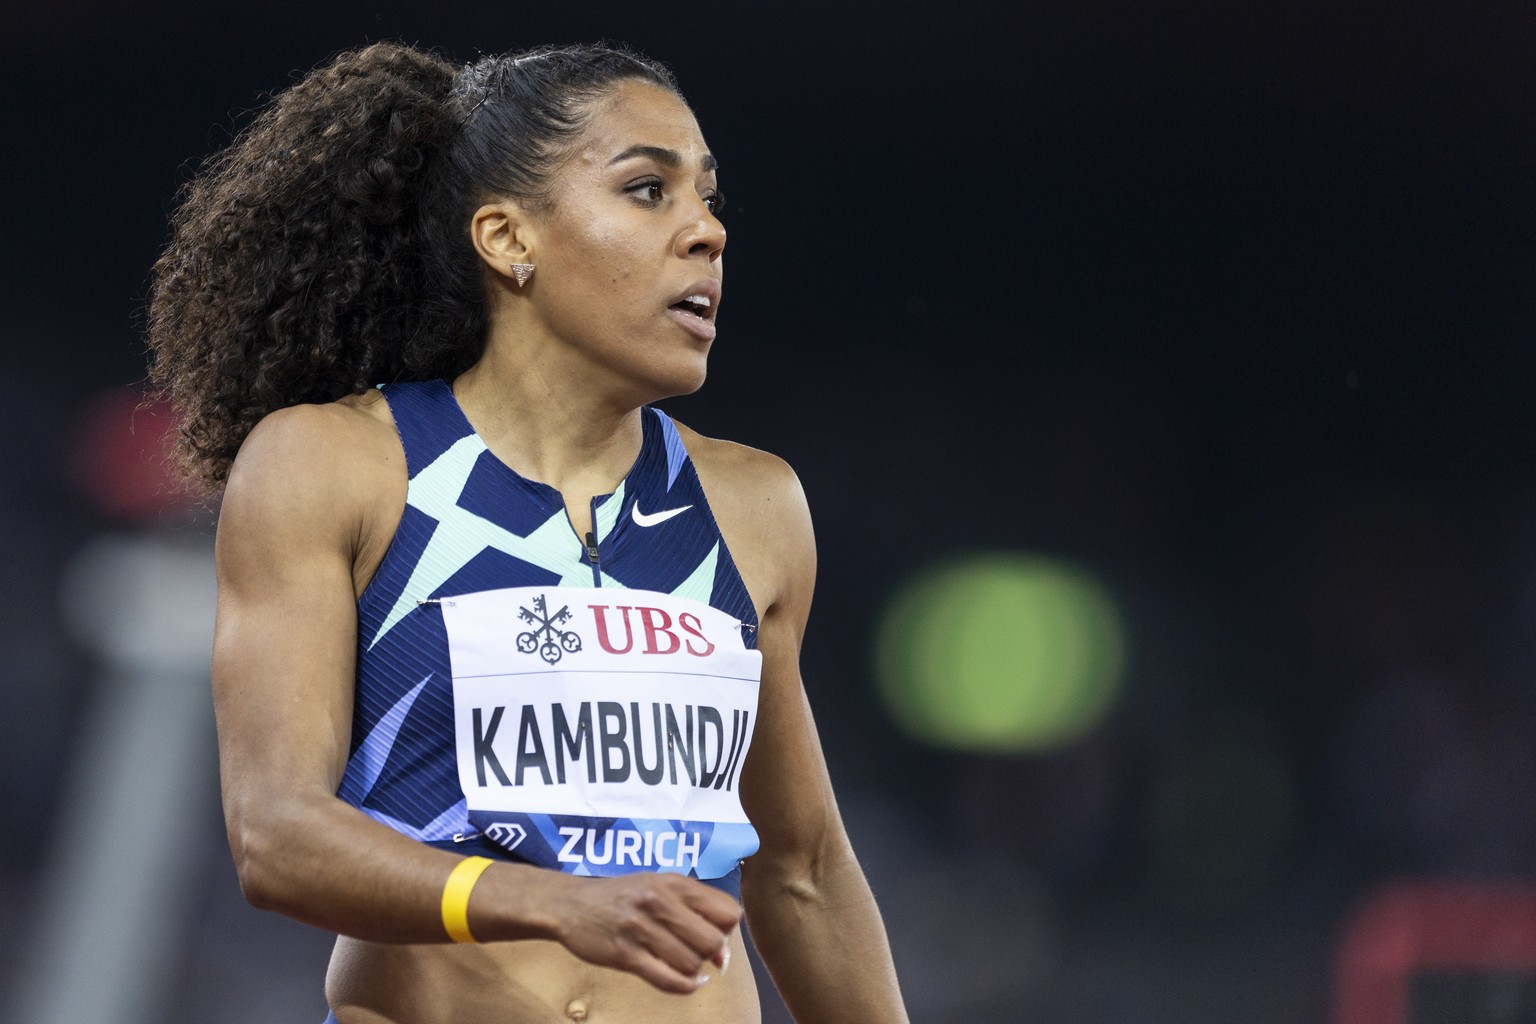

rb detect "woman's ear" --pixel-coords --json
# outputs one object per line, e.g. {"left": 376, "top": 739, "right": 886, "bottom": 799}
{"left": 470, "top": 201, "right": 537, "bottom": 285}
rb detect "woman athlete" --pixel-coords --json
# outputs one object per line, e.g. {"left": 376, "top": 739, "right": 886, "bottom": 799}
{"left": 148, "top": 42, "right": 908, "bottom": 1024}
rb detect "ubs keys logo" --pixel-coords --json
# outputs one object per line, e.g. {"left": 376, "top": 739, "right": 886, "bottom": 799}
{"left": 516, "top": 594, "right": 583, "bottom": 665}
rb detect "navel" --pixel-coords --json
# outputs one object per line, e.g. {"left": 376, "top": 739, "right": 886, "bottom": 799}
{"left": 564, "top": 999, "right": 589, "bottom": 1022}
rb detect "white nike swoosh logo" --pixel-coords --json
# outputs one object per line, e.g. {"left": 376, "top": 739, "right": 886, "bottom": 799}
{"left": 631, "top": 502, "right": 693, "bottom": 527}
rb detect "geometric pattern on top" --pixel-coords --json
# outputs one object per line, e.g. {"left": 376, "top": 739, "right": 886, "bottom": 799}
{"left": 339, "top": 379, "right": 758, "bottom": 896}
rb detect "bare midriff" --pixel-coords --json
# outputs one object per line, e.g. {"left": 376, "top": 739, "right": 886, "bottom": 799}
{"left": 324, "top": 928, "right": 761, "bottom": 1024}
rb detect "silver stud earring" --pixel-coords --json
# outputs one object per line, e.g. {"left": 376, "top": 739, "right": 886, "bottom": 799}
{"left": 510, "top": 263, "right": 535, "bottom": 287}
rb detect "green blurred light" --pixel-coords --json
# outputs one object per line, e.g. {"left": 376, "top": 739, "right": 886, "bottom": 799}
{"left": 874, "top": 553, "right": 1126, "bottom": 753}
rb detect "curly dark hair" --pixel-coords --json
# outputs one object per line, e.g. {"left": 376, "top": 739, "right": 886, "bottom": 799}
{"left": 147, "top": 41, "right": 678, "bottom": 491}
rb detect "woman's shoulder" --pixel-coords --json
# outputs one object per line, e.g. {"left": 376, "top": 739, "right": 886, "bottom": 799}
{"left": 672, "top": 421, "right": 805, "bottom": 513}
{"left": 670, "top": 420, "right": 815, "bottom": 614}
{"left": 232, "top": 391, "right": 397, "bottom": 480}
{"left": 222, "top": 391, "right": 404, "bottom": 541}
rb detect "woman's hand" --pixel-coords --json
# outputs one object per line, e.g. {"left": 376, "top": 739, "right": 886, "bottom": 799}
{"left": 546, "top": 872, "right": 740, "bottom": 993}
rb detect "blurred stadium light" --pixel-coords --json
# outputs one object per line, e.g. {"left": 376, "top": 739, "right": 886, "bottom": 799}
{"left": 874, "top": 552, "right": 1126, "bottom": 753}
{"left": 1334, "top": 881, "right": 1536, "bottom": 1024}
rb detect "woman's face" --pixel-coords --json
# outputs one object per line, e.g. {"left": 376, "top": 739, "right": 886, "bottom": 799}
{"left": 519, "top": 79, "right": 727, "bottom": 402}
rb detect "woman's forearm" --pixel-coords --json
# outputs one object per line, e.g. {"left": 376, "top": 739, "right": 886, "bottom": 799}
{"left": 227, "top": 788, "right": 556, "bottom": 943}
{"left": 227, "top": 788, "right": 739, "bottom": 992}
{"left": 743, "top": 849, "right": 909, "bottom": 1024}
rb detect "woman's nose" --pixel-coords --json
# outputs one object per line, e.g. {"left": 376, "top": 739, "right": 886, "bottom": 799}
{"left": 678, "top": 202, "right": 726, "bottom": 261}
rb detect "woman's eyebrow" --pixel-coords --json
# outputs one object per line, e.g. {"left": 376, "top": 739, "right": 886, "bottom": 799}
{"left": 607, "top": 144, "right": 719, "bottom": 173}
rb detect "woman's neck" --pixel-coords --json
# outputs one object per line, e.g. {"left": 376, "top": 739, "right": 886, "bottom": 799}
{"left": 450, "top": 340, "right": 645, "bottom": 503}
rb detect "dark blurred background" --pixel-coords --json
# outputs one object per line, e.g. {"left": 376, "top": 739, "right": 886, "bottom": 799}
{"left": 3, "top": 1, "right": 1533, "bottom": 1021}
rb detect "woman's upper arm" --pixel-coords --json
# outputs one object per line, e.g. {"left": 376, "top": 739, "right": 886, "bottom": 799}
{"left": 685, "top": 436, "right": 843, "bottom": 877}
{"left": 212, "top": 402, "right": 395, "bottom": 841}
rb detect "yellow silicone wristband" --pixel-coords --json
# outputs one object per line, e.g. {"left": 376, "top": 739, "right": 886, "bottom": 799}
{"left": 441, "top": 856, "right": 493, "bottom": 943}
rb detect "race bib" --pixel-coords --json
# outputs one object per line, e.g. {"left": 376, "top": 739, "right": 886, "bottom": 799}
{"left": 441, "top": 587, "right": 762, "bottom": 879}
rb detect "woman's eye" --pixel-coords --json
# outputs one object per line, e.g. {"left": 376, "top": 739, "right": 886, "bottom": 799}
{"left": 625, "top": 179, "right": 724, "bottom": 217}
{"left": 627, "top": 179, "right": 665, "bottom": 205}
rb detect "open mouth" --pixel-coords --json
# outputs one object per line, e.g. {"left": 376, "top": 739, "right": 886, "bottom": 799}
{"left": 668, "top": 294, "right": 713, "bottom": 321}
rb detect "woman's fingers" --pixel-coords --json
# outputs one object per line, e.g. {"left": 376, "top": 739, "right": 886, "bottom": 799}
{"left": 619, "top": 904, "right": 715, "bottom": 978}
{"left": 554, "top": 873, "right": 740, "bottom": 992}
{"left": 686, "top": 880, "right": 745, "bottom": 931}
{"left": 615, "top": 937, "right": 711, "bottom": 994}
{"left": 646, "top": 880, "right": 739, "bottom": 962}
